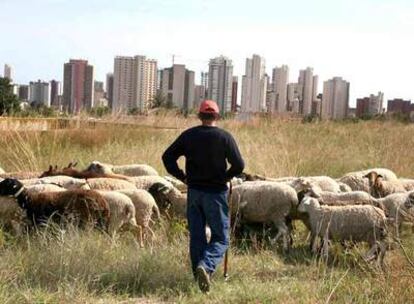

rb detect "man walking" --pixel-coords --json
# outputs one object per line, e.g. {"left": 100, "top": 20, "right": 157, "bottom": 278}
{"left": 162, "top": 100, "right": 245, "bottom": 293}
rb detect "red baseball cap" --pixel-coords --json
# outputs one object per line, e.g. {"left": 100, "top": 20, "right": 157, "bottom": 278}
{"left": 199, "top": 100, "right": 220, "bottom": 114}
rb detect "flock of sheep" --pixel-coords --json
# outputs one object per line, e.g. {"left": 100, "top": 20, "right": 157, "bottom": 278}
{"left": 0, "top": 163, "right": 413, "bottom": 269}
{"left": 233, "top": 169, "right": 414, "bottom": 268}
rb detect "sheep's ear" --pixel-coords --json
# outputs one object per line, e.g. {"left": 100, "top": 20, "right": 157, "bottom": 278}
{"left": 73, "top": 162, "right": 78, "bottom": 168}
{"left": 54, "top": 165, "right": 58, "bottom": 171}
{"left": 160, "top": 185, "right": 171, "bottom": 194}
{"left": 48, "top": 165, "right": 53, "bottom": 172}
{"left": 377, "top": 174, "right": 384, "bottom": 179}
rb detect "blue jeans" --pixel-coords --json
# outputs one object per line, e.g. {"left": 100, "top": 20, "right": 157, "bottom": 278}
{"left": 187, "top": 187, "right": 230, "bottom": 276}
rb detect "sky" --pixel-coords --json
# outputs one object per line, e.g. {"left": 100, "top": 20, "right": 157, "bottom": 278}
{"left": 1, "top": 0, "right": 414, "bottom": 105}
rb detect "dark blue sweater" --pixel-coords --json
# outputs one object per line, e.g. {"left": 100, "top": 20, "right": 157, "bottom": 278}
{"left": 162, "top": 125, "right": 245, "bottom": 191}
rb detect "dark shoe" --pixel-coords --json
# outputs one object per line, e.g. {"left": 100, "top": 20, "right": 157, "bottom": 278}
{"left": 196, "top": 265, "right": 210, "bottom": 293}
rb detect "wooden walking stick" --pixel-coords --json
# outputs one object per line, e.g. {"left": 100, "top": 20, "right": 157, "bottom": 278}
{"left": 223, "top": 181, "right": 233, "bottom": 281}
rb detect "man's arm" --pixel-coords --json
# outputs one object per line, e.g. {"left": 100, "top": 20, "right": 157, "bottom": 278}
{"left": 225, "top": 134, "right": 245, "bottom": 180}
{"left": 162, "top": 133, "right": 187, "bottom": 182}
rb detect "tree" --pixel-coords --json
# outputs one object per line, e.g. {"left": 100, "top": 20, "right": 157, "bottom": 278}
{"left": 151, "top": 91, "right": 167, "bottom": 109}
{"left": 0, "top": 77, "right": 20, "bottom": 115}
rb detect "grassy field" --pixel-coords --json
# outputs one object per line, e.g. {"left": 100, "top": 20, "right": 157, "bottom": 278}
{"left": 0, "top": 116, "right": 414, "bottom": 303}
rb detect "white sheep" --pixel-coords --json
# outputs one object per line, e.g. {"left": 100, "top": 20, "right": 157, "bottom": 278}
{"left": 97, "top": 191, "right": 143, "bottom": 246}
{"left": 21, "top": 176, "right": 89, "bottom": 190}
{"left": 117, "top": 189, "right": 160, "bottom": 243}
{"left": 231, "top": 182, "right": 299, "bottom": 251}
{"left": 399, "top": 178, "right": 414, "bottom": 191}
{"left": 84, "top": 178, "right": 137, "bottom": 191}
{"left": 239, "top": 174, "right": 341, "bottom": 193}
{"left": 25, "top": 184, "right": 67, "bottom": 194}
{"left": 339, "top": 168, "right": 398, "bottom": 192}
{"left": 163, "top": 176, "right": 187, "bottom": 192}
{"left": 338, "top": 182, "right": 352, "bottom": 193}
{"left": 86, "top": 161, "right": 159, "bottom": 177}
{"left": 147, "top": 182, "right": 187, "bottom": 218}
{"left": 374, "top": 191, "right": 414, "bottom": 236}
{"left": 298, "top": 196, "right": 388, "bottom": 267}
{"left": 128, "top": 176, "right": 174, "bottom": 191}
{"left": 290, "top": 176, "right": 341, "bottom": 193}
{"left": 306, "top": 188, "right": 377, "bottom": 207}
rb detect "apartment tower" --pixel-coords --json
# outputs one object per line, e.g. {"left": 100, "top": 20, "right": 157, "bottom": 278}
{"left": 271, "top": 65, "right": 289, "bottom": 113}
{"left": 321, "top": 77, "right": 350, "bottom": 119}
{"left": 207, "top": 56, "right": 234, "bottom": 115}
{"left": 241, "top": 55, "right": 267, "bottom": 113}
{"left": 63, "top": 59, "right": 94, "bottom": 113}
{"left": 160, "top": 64, "right": 195, "bottom": 111}
{"left": 113, "top": 55, "right": 157, "bottom": 113}
{"left": 29, "top": 80, "right": 50, "bottom": 107}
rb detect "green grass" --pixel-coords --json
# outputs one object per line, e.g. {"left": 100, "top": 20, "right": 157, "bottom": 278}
{"left": 0, "top": 117, "right": 414, "bottom": 303}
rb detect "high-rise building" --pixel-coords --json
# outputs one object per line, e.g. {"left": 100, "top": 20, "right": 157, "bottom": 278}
{"left": 241, "top": 54, "right": 267, "bottom": 113}
{"left": 208, "top": 56, "right": 234, "bottom": 115}
{"left": 356, "top": 92, "right": 384, "bottom": 117}
{"left": 113, "top": 55, "right": 157, "bottom": 113}
{"left": 321, "top": 77, "right": 350, "bottom": 120}
{"left": 231, "top": 76, "right": 238, "bottom": 112}
{"left": 63, "top": 59, "right": 94, "bottom": 113}
{"left": 298, "top": 67, "right": 315, "bottom": 115}
{"left": 387, "top": 98, "right": 413, "bottom": 114}
{"left": 50, "top": 80, "right": 61, "bottom": 108}
{"left": 18, "top": 85, "right": 29, "bottom": 101}
{"left": 312, "top": 75, "right": 319, "bottom": 101}
{"left": 287, "top": 83, "right": 302, "bottom": 113}
{"left": 194, "top": 85, "right": 206, "bottom": 110}
{"left": 94, "top": 81, "right": 106, "bottom": 107}
{"left": 3, "top": 64, "right": 13, "bottom": 82}
{"left": 105, "top": 73, "right": 114, "bottom": 109}
{"left": 271, "top": 65, "right": 289, "bottom": 113}
{"left": 29, "top": 80, "right": 50, "bottom": 107}
{"left": 160, "top": 64, "right": 195, "bottom": 111}
{"left": 201, "top": 72, "right": 209, "bottom": 93}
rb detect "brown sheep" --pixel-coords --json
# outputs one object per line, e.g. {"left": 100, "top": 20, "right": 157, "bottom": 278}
{"left": 364, "top": 171, "right": 406, "bottom": 198}
{"left": 0, "top": 178, "right": 110, "bottom": 231}
{"left": 40, "top": 163, "right": 131, "bottom": 181}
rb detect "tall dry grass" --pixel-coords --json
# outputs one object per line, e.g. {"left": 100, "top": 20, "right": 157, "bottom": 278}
{"left": 0, "top": 117, "right": 413, "bottom": 303}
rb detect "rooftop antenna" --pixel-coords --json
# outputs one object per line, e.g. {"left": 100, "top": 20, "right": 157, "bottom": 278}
{"left": 171, "top": 54, "right": 184, "bottom": 66}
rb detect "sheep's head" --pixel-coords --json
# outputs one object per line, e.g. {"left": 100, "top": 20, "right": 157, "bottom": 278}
{"left": 84, "top": 161, "right": 112, "bottom": 175}
{"left": 39, "top": 165, "right": 58, "bottom": 178}
{"left": 0, "top": 178, "right": 24, "bottom": 197}
{"left": 363, "top": 171, "right": 381, "bottom": 187}
{"left": 405, "top": 192, "right": 414, "bottom": 209}
{"left": 298, "top": 196, "right": 320, "bottom": 213}
{"left": 236, "top": 172, "right": 266, "bottom": 181}
{"left": 364, "top": 171, "right": 386, "bottom": 198}
{"left": 148, "top": 182, "right": 174, "bottom": 213}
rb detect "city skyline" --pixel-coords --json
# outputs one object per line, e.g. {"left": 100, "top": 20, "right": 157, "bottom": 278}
{"left": 0, "top": 0, "right": 413, "bottom": 106}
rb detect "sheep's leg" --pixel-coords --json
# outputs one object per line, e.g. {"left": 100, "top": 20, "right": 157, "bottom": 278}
{"left": 364, "top": 242, "right": 379, "bottom": 262}
{"left": 321, "top": 234, "right": 329, "bottom": 261}
{"left": 377, "top": 241, "right": 387, "bottom": 271}
{"left": 310, "top": 233, "right": 319, "bottom": 255}
{"left": 138, "top": 225, "right": 144, "bottom": 248}
{"left": 271, "top": 221, "right": 290, "bottom": 252}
